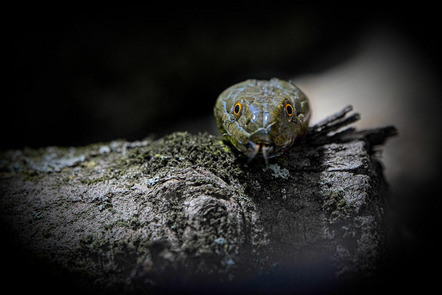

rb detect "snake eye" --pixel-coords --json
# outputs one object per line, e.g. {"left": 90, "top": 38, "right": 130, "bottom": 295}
{"left": 233, "top": 102, "right": 242, "bottom": 118}
{"left": 285, "top": 103, "right": 294, "bottom": 117}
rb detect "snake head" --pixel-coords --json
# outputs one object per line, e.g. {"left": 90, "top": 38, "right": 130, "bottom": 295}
{"left": 214, "top": 78, "right": 311, "bottom": 162}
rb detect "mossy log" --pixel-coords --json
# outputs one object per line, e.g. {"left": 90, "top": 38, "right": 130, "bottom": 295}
{"left": 0, "top": 107, "right": 396, "bottom": 294}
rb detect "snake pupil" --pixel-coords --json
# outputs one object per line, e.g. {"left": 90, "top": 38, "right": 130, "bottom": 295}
{"left": 285, "top": 104, "right": 293, "bottom": 116}
{"left": 234, "top": 102, "right": 242, "bottom": 117}
{"left": 235, "top": 105, "right": 240, "bottom": 113}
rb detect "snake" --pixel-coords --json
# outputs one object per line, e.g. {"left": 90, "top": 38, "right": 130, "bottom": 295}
{"left": 214, "top": 78, "right": 311, "bottom": 162}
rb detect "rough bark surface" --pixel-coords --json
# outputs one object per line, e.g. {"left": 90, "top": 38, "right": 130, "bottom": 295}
{"left": 0, "top": 107, "right": 396, "bottom": 294}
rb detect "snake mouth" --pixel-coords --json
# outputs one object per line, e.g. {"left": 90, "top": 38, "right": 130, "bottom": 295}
{"left": 247, "top": 142, "right": 274, "bottom": 164}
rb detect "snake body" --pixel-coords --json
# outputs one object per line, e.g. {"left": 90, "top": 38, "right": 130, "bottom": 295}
{"left": 214, "top": 78, "right": 311, "bottom": 161}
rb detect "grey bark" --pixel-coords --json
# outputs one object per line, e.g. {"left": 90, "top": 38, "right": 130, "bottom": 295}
{"left": 0, "top": 106, "right": 396, "bottom": 294}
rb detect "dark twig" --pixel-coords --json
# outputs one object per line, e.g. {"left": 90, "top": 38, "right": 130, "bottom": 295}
{"left": 308, "top": 105, "right": 361, "bottom": 141}
{"left": 311, "top": 105, "right": 355, "bottom": 132}
{"left": 306, "top": 105, "right": 397, "bottom": 147}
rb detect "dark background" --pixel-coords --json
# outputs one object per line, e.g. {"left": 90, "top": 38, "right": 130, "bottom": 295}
{"left": 3, "top": 4, "right": 441, "bottom": 294}
{"left": 5, "top": 5, "right": 440, "bottom": 149}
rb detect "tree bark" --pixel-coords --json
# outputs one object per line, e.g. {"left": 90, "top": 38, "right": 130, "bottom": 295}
{"left": 0, "top": 107, "right": 397, "bottom": 294}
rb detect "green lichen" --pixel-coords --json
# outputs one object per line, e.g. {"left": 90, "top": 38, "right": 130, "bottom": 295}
{"left": 121, "top": 132, "right": 243, "bottom": 183}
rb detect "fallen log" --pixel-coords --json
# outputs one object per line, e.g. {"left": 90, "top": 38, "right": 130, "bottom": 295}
{"left": 0, "top": 106, "right": 397, "bottom": 294}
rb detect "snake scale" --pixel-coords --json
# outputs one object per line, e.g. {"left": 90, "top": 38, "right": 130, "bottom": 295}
{"left": 214, "top": 78, "right": 311, "bottom": 162}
